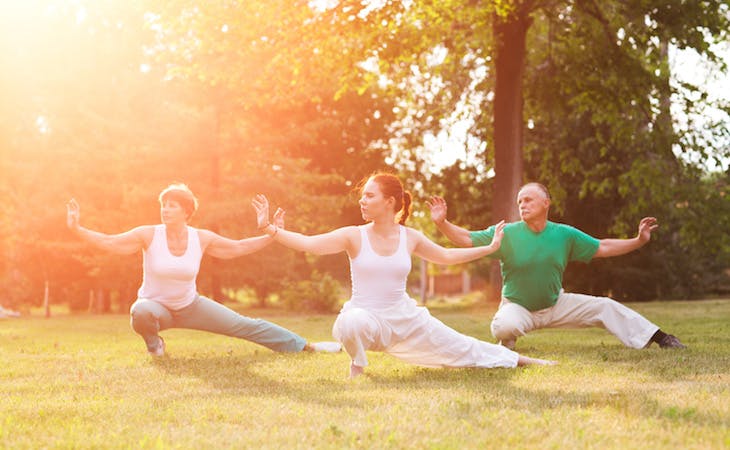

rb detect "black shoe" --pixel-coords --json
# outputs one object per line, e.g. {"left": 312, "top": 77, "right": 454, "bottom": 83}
{"left": 657, "top": 334, "right": 686, "bottom": 349}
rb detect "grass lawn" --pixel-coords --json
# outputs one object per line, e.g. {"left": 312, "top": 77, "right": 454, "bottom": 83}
{"left": 1, "top": 299, "right": 729, "bottom": 449}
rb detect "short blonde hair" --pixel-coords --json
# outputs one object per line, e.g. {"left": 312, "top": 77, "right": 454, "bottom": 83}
{"left": 159, "top": 183, "right": 198, "bottom": 219}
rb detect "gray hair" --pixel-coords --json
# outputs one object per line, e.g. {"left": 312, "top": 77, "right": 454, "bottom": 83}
{"left": 519, "top": 182, "right": 551, "bottom": 199}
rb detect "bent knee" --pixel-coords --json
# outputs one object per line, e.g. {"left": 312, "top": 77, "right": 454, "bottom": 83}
{"left": 129, "top": 301, "right": 157, "bottom": 326}
{"left": 491, "top": 320, "right": 520, "bottom": 340}
{"left": 491, "top": 311, "right": 527, "bottom": 340}
{"left": 130, "top": 304, "right": 153, "bottom": 319}
{"left": 334, "top": 309, "right": 377, "bottom": 340}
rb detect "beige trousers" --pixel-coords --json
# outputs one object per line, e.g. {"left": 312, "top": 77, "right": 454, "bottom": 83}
{"left": 490, "top": 291, "right": 659, "bottom": 349}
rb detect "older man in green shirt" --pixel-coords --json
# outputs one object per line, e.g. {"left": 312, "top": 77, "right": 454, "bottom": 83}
{"left": 428, "top": 182, "right": 685, "bottom": 350}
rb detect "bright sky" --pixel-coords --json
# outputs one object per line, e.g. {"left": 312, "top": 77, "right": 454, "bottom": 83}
{"left": 423, "top": 43, "right": 730, "bottom": 173}
{"left": 669, "top": 43, "right": 730, "bottom": 171}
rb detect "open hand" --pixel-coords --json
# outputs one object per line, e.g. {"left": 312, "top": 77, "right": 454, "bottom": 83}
{"left": 491, "top": 220, "right": 506, "bottom": 248}
{"left": 66, "top": 198, "right": 80, "bottom": 230}
{"left": 426, "top": 196, "right": 448, "bottom": 224}
{"left": 273, "top": 207, "right": 285, "bottom": 230}
{"left": 251, "top": 194, "right": 270, "bottom": 230}
{"left": 637, "top": 217, "right": 658, "bottom": 243}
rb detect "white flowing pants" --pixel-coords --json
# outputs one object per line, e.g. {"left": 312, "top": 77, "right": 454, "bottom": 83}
{"left": 333, "top": 297, "right": 519, "bottom": 369}
{"left": 490, "top": 291, "right": 659, "bottom": 349}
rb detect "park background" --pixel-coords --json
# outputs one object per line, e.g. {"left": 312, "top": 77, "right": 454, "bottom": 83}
{"left": 1, "top": 0, "right": 729, "bottom": 315}
{"left": 2, "top": 2, "right": 730, "bottom": 449}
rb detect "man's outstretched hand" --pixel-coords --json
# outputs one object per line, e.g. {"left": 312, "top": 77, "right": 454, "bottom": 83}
{"left": 427, "top": 196, "right": 448, "bottom": 224}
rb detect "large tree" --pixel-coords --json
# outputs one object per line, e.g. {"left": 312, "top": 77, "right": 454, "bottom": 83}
{"left": 314, "top": 0, "right": 729, "bottom": 301}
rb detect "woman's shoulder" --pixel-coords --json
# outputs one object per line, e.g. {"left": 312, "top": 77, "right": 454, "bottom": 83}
{"left": 403, "top": 225, "right": 427, "bottom": 240}
{"left": 337, "top": 225, "right": 362, "bottom": 237}
{"left": 133, "top": 224, "right": 158, "bottom": 234}
{"left": 127, "top": 225, "right": 156, "bottom": 247}
{"left": 337, "top": 224, "right": 362, "bottom": 232}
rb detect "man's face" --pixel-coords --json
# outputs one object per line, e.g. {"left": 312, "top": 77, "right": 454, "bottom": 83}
{"left": 517, "top": 186, "right": 550, "bottom": 222}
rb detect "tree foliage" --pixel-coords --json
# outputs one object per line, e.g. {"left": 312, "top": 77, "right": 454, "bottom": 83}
{"left": 0, "top": 0, "right": 392, "bottom": 311}
{"left": 1, "top": 0, "right": 727, "bottom": 312}
{"left": 315, "top": 0, "right": 730, "bottom": 300}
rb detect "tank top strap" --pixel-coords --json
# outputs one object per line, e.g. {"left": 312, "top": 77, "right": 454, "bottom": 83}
{"left": 358, "top": 226, "right": 372, "bottom": 255}
{"left": 187, "top": 225, "right": 201, "bottom": 252}
{"left": 151, "top": 224, "right": 164, "bottom": 247}
{"left": 397, "top": 225, "right": 407, "bottom": 254}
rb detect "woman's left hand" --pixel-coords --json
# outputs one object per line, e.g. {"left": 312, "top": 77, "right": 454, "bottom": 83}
{"left": 491, "top": 220, "right": 506, "bottom": 248}
{"left": 252, "top": 194, "right": 270, "bottom": 229}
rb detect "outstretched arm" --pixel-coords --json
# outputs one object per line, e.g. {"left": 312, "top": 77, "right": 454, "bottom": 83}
{"left": 252, "top": 194, "right": 352, "bottom": 255}
{"left": 66, "top": 198, "right": 147, "bottom": 255}
{"left": 427, "top": 196, "right": 474, "bottom": 247}
{"left": 594, "top": 217, "right": 658, "bottom": 258}
{"left": 203, "top": 233, "right": 272, "bottom": 258}
{"left": 202, "top": 208, "right": 285, "bottom": 259}
{"left": 412, "top": 221, "right": 505, "bottom": 265}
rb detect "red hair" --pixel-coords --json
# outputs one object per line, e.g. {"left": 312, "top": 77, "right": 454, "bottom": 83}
{"left": 159, "top": 183, "right": 198, "bottom": 220}
{"left": 361, "top": 172, "right": 412, "bottom": 225}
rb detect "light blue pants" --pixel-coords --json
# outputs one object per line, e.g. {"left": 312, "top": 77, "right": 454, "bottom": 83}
{"left": 129, "top": 295, "right": 306, "bottom": 353}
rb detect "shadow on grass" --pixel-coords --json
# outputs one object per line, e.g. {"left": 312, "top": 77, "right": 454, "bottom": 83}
{"left": 362, "top": 353, "right": 729, "bottom": 428}
{"left": 149, "top": 352, "right": 358, "bottom": 408}
{"left": 493, "top": 382, "right": 729, "bottom": 428}
{"left": 363, "top": 365, "right": 519, "bottom": 387}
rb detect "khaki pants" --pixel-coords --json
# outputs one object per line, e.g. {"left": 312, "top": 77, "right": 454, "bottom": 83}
{"left": 490, "top": 291, "right": 658, "bottom": 349}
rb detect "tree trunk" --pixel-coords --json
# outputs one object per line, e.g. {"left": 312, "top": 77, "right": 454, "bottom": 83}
{"left": 43, "top": 279, "right": 50, "bottom": 318}
{"left": 209, "top": 104, "right": 223, "bottom": 302}
{"left": 488, "top": 10, "right": 532, "bottom": 303}
{"left": 420, "top": 258, "right": 428, "bottom": 305}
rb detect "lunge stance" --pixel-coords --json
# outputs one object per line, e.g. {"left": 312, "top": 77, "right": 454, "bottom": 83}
{"left": 428, "top": 182, "right": 686, "bottom": 350}
{"left": 253, "top": 173, "right": 555, "bottom": 378}
{"left": 67, "top": 183, "right": 340, "bottom": 356}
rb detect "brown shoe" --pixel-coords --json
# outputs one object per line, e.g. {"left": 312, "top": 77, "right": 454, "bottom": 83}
{"left": 657, "top": 334, "right": 686, "bottom": 349}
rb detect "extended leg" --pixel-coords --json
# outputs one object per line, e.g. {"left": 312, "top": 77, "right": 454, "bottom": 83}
{"left": 173, "top": 296, "right": 306, "bottom": 352}
{"left": 548, "top": 291, "right": 659, "bottom": 348}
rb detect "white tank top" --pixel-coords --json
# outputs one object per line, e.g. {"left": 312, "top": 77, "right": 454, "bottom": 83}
{"left": 349, "top": 225, "right": 411, "bottom": 309}
{"left": 137, "top": 225, "right": 202, "bottom": 310}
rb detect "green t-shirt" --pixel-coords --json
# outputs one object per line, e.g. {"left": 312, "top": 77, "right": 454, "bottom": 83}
{"left": 470, "top": 221, "right": 599, "bottom": 311}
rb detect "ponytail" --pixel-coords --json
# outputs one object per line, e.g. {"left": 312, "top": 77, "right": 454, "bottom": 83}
{"left": 362, "top": 172, "right": 412, "bottom": 224}
{"left": 398, "top": 191, "right": 412, "bottom": 225}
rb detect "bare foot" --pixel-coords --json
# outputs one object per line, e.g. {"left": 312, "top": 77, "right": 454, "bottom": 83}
{"left": 517, "top": 355, "right": 557, "bottom": 366}
{"left": 350, "top": 362, "right": 364, "bottom": 378}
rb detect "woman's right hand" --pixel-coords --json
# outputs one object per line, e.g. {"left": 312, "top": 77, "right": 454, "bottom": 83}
{"left": 251, "top": 194, "right": 270, "bottom": 230}
{"left": 273, "top": 207, "right": 285, "bottom": 230}
{"left": 67, "top": 198, "right": 80, "bottom": 230}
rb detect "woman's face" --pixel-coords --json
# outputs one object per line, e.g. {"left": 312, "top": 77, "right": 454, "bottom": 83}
{"left": 160, "top": 198, "right": 188, "bottom": 225}
{"left": 358, "top": 179, "right": 394, "bottom": 222}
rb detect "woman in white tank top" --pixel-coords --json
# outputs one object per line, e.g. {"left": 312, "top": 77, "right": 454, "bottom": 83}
{"left": 253, "top": 173, "right": 556, "bottom": 378}
{"left": 67, "top": 183, "right": 340, "bottom": 356}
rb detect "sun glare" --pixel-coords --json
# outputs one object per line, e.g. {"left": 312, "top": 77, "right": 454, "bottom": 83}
{"left": 35, "top": 115, "right": 51, "bottom": 134}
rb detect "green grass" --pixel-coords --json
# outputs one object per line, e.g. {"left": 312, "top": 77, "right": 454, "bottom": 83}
{"left": 1, "top": 299, "right": 729, "bottom": 449}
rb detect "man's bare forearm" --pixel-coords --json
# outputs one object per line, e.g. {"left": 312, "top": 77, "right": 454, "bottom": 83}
{"left": 434, "top": 220, "right": 473, "bottom": 248}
